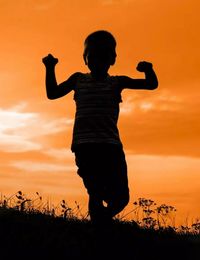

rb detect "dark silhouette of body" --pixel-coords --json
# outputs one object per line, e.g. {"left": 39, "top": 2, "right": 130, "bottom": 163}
{"left": 42, "top": 30, "right": 158, "bottom": 225}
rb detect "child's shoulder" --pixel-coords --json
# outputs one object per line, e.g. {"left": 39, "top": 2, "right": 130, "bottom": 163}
{"left": 70, "top": 71, "right": 84, "bottom": 78}
{"left": 71, "top": 72, "right": 91, "bottom": 80}
{"left": 67, "top": 72, "right": 85, "bottom": 84}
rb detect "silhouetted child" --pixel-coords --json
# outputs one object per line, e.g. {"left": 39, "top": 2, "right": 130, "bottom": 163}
{"left": 42, "top": 30, "right": 158, "bottom": 225}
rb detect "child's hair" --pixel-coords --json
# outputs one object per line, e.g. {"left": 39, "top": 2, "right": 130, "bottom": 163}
{"left": 83, "top": 30, "right": 117, "bottom": 64}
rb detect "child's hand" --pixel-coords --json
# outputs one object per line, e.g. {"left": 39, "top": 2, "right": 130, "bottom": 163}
{"left": 42, "top": 54, "right": 58, "bottom": 67}
{"left": 136, "top": 61, "right": 153, "bottom": 72}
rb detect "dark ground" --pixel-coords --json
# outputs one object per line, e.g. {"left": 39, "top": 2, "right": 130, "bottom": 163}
{"left": 0, "top": 207, "right": 199, "bottom": 260}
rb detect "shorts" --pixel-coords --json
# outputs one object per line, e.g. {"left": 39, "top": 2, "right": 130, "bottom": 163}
{"left": 74, "top": 143, "right": 129, "bottom": 203}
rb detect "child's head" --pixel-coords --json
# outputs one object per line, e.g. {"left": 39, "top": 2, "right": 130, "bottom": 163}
{"left": 83, "top": 30, "right": 117, "bottom": 75}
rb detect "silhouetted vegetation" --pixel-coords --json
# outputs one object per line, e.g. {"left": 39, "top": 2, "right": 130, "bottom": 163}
{"left": 0, "top": 191, "right": 199, "bottom": 259}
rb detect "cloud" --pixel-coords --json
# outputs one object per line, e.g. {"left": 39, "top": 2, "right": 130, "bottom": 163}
{"left": 120, "top": 90, "right": 183, "bottom": 115}
{"left": 0, "top": 136, "right": 41, "bottom": 153}
{"left": 120, "top": 97, "right": 135, "bottom": 114}
{"left": 0, "top": 103, "right": 73, "bottom": 153}
{"left": 10, "top": 160, "right": 76, "bottom": 173}
{"left": 140, "top": 101, "right": 154, "bottom": 112}
{"left": 119, "top": 88, "right": 200, "bottom": 158}
{"left": 126, "top": 154, "right": 200, "bottom": 176}
{"left": 43, "top": 148, "right": 74, "bottom": 160}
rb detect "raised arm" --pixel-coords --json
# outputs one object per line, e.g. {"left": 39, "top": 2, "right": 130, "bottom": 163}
{"left": 42, "top": 54, "right": 79, "bottom": 99}
{"left": 119, "top": 61, "right": 158, "bottom": 90}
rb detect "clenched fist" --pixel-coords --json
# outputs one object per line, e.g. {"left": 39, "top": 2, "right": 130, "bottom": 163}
{"left": 42, "top": 54, "right": 58, "bottom": 67}
{"left": 136, "top": 61, "right": 153, "bottom": 72}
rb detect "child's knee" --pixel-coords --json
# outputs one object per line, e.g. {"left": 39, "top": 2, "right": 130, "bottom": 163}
{"left": 110, "top": 190, "right": 129, "bottom": 211}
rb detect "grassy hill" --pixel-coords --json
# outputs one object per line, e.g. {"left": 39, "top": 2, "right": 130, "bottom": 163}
{"left": 0, "top": 205, "right": 199, "bottom": 260}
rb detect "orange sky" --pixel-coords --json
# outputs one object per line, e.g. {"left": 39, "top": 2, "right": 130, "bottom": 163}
{"left": 0, "top": 0, "right": 200, "bottom": 225}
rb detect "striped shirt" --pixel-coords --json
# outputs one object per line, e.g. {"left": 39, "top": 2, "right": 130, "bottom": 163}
{"left": 71, "top": 73, "right": 123, "bottom": 151}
